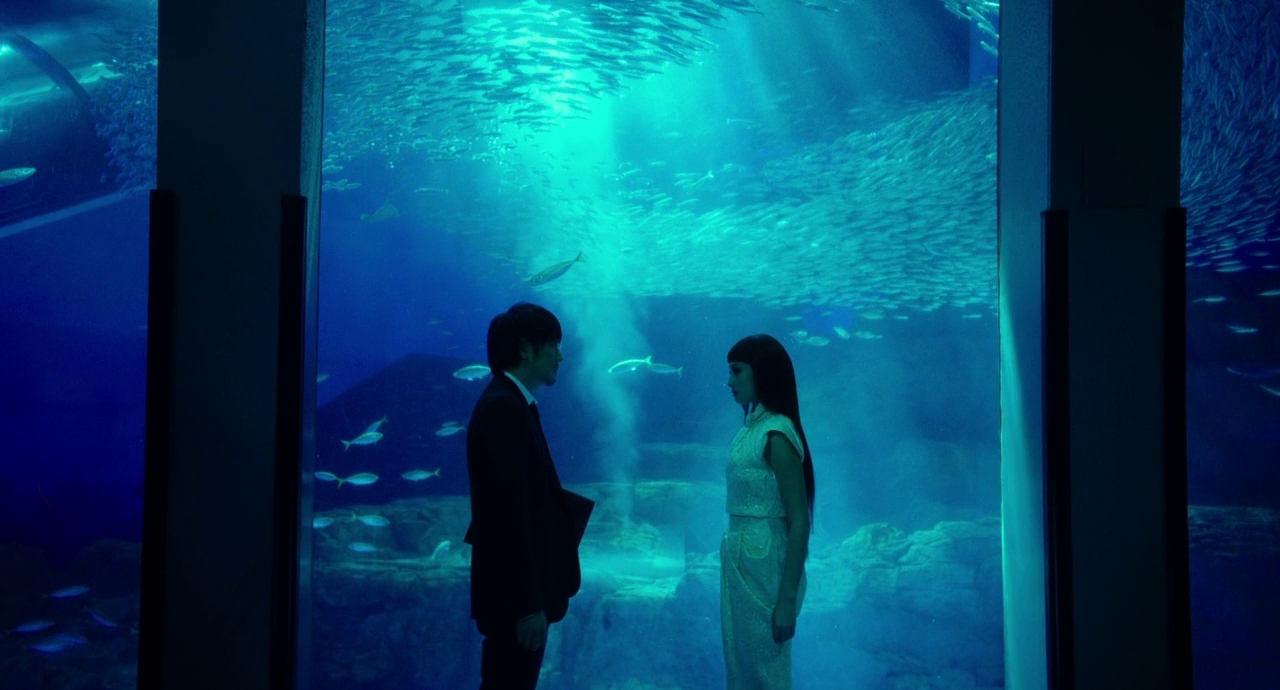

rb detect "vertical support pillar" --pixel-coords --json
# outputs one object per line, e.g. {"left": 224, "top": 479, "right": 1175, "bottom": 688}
{"left": 1001, "top": 0, "right": 1190, "bottom": 688}
{"left": 139, "top": 1, "right": 325, "bottom": 688}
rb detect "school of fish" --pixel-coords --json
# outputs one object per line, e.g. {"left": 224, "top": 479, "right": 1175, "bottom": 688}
{"left": 79, "top": 0, "right": 1278, "bottom": 316}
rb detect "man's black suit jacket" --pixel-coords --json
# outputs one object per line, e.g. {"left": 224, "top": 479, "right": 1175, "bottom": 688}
{"left": 463, "top": 374, "right": 592, "bottom": 627}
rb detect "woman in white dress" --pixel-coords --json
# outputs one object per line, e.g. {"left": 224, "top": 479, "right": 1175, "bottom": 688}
{"left": 722, "top": 334, "right": 816, "bottom": 690}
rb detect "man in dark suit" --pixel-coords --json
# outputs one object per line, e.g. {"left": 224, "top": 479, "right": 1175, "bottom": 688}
{"left": 463, "top": 302, "right": 594, "bottom": 690}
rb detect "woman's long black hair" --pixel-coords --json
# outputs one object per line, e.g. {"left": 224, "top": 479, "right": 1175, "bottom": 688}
{"left": 728, "top": 334, "right": 815, "bottom": 519}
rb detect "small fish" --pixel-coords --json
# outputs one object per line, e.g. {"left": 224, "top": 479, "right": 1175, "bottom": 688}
{"left": 1192, "top": 296, "right": 1227, "bottom": 303}
{"left": 527, "top": 251, "right": 584, "bottom": 286}
{"left": 0, "top": 167, "right": 36, "bottom": 188}
{"left": 12, "top": 620, "right": 55, "bottom": 634}
{"left": 854, "top": 331, "right": 883, "bottom": 340}
{"left": 1261, "top": 385, "right": 1280, "bottom": 397}
{"left": 1226, "top": 366, "right": 1280, "bottom": 379}
{"left": 435, "top": 423, "right": 465, "bottom": 437}
{"left": 430, "top": 540, "right": 452, "bottom": 561}
{"left": 365, "top": 415, "right": 389, "bottom": 433}
{"left": 1227, "top": 325, "right": 1258, "bottom": 334}
{"left": 341, "top": 472, "right": 379, "bottom": 487}
{"left": 49, "top": 585, "right": 89, "bottom": 599}
{"left": 316, "top": 373, "right": 329, "bottom": 383}
{"left": 833, "top": 326, "right": 851, "bottom": 339}
{"left": 608, "top": 356, "right": 652, "bottom": 373}
{"left": 321, "top": 164, "right": 343, "bottom": 174}
{"left": 314, "top": 471, "right": 340, "bottom": 482}
{"left": 401, "top": 468, "right": 442, "bottom": 481}
{"left": 88, "top": 611, "right": 117, "bottom": 628}
{"left": 341, "top": 431, "right": 383, "bottom": 450}
{"left": 453, "top": 364, "right": 491, "bottom": 381}
{"left": 646, "top": 361, "right": 683, "bottom": 376}
{"left": 353, "top": 514, "right": 390, "bottom": 527}
{"left": 312, "top": 516, "right": 335, "bottom": 529}
{"left": 1260, "top": 289, "right": 1280, "bottom": 297}
{"left": 30, "top": 638, "right": 73, "bottom": 653}
{"left": 348, "top": 542, "right": 378, "bottom": 553}
{"left": 804, "top": 336, "right": 830, "bottom": 346}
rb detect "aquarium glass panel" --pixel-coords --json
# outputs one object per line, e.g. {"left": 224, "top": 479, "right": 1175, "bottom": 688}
{"left": 0, "top": 0, "right": 157, "bottom": 686}
{"left": 1182, "top": 1, "right": 1280, "bottom": 688}
{"left": 312, "top": 0, "right": 1002, "bottom": 688}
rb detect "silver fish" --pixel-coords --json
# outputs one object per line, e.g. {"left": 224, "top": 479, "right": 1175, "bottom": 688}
{"left": 608, "top": 356, "right": 652, "bottom": 373}
{"left": 527, "top": 252, "right": 584, "bottom": 286}
{"left": 0, "top": 167, "right": 35, "bottom": 188}
{"left": 30, "top": 638, "right": 73, "bottom": 653}
{"left": 348, "top": 542, "right": 378, "bottom": 553}
{"left": 453, "top": 365, "right": 491, "bottom": 381}
{"left": 88, "top": 611, "right": 118, "bottom": 628}
{"left": 354, "top": 513, "right": 390, "bottom": 527}
{"left": 340, "top": 472, "right": 379, "bottom": 487}
{"left": 435, "top": 423, "right": 465, "bottom": 437}
{"left": 12, "top": 620, "right": 55, "bottom": 634}
{"left": 49, "top": 585, "right": 89, "bottom": 599}
{"left": 401, "top": 468, "right": 441, "bottom": 481}
{"left": 341, "top": 431, "right": 383, "bottom": 450}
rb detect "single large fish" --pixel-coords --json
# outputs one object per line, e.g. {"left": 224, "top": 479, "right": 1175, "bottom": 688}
{"left": 452, "top": 364, "right": 491, "bottom": 381}
{"left": 0, "top": 167, "right": 36, "bottom": 188}
{"left": 527, "top": 251, "right": 584, "bottom": 286}
{"left": 3, "top": 34, "right": 93, "bottom": 110}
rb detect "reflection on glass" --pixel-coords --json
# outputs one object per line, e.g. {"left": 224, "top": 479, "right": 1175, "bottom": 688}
{"left": 314, "top": 0, "right": 1001, "bottom": 688}
{"left": 0, "top": 1, "right": 157, "bottom": 688}
{"left": 1182, "top": 1, "right": 1280, "bottom": 688}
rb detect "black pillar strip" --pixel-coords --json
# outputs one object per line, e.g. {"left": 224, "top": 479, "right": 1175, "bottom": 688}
{"left": 270, "top": 193, "right": 308, "bottom": 690}
{"left": 1042, "top": 208, "right": 1073, "bottom": 690}
{"left": 1163, "top": 206, "right": 1193, "bottom": 689}
{"left": 138, "top": 188, "right": 178, "bottom": 690}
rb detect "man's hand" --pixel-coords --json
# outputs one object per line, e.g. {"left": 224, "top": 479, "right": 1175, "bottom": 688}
{"left": 516, "top": 610, "right": 548, "bottom": 651}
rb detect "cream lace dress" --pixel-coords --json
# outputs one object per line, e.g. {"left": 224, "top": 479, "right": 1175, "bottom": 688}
{"left": 721, "top": 404, "right": 807, "bottom": 690}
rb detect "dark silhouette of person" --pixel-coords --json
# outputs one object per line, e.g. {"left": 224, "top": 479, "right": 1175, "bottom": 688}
{"left": 463, "top": 302, "right": 594, "bottom": 690}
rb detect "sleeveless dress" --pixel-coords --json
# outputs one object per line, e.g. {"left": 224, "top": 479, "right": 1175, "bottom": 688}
{"left": 721, "top": 404, "right": 808, "bottom": 690}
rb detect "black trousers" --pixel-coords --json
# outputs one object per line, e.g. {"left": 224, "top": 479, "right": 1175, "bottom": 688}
{"left": 477, "top": 618, "right": 547, "bottom": 690}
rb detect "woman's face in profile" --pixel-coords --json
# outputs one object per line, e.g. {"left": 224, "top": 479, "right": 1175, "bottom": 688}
{"left": 726, "top": 361, "right": 756, "bottom": 405}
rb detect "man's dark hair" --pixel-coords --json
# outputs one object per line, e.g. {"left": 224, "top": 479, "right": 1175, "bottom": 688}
{"left": 486, "top": 302, "right": 562, "bottom": 373}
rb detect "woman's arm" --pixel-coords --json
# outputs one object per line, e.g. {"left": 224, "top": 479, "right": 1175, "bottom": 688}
{"left": 765, "top": 431, "right": 810, "bottom": 642}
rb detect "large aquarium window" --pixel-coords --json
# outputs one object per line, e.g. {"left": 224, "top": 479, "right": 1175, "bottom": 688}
{"left": 1182, "top": 1, "right": 1280, "bottom": 687}
{"left": 312, "top": 0, "right": 1001, "bottom": 689}
{"left": 0, "top": 0, "right": 157, "bottom": 687}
